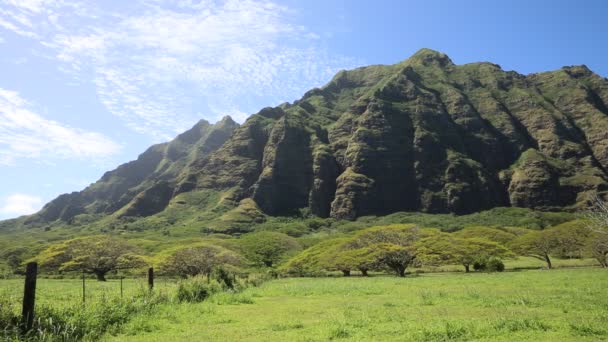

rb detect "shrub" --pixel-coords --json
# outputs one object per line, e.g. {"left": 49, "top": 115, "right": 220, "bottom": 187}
{"left": 244, "top": 273, "right": 271, "bottom": 287}
{"left": 473, "top": 258, "right": 505, "bottom": 272}
{"left": 487, "top": 258, "right": 505, "bottom": 272}
{"left": 212, "top": 267, "right": 234, "bottom": 289}
{"left": 176, "top": 277, "right": 222, "bottom": 303}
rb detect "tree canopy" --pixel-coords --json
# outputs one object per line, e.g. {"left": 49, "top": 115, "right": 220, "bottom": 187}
{"left": 34, "top": 236, "right": 146, "bottom": 281}
{"left": 509, "top": 230, "right": 557, "bottom": 269}
{"left": 588, "top": 232, "right": 608, "bottom": 268}
{"left": 240, "top": 231, "right": 301, "bottom": 268}
{"left": 452, "top": 226, "right": 518, "bottom": 245}
{"left": 282, "top": 224, "right": 438, "bottom": 277}
{"left": 161, "top": 244, "right": 243, "bottom": 278}
{"left": 417, "top": 233, "right": 512, "bottom": 272}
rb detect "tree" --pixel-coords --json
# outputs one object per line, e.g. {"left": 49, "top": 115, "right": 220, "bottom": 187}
{"left": 453, "top": 226, "right": 517, "bottom": 245}
{"left": 161, "top": 244, "right": 243, "bottom": 278}
{"left": 336, "top": 246, "right": 382, "bottom": 276}
{"left": 347, "top": 225, "right": 436, "bottom": 277}
{"left": 1, "top": 247, "right": 27, "bottom": 274}
{"left": 374, "top": 243, "right": 417, "bottom": 277}
{"left": 550, "top": 221, "right": 591, "bottom": 259}
{"left": 320, "top": 243, "right": 381, "bottom": 276}
{"left": 509, "top": 230, "right": 557, "bottom": 269}
{"left": 282, "top": 225, "right": 436, "bottom": 278}
{"left": 240, "top": 232, "right": 301, "bottom": 268}
{"left": 35, "top": 236, "right": 146, "bottom": 281}
{"left": 417, "top": 234, "right": 512, "bottom": 272}
{"left": 280, "top": 238, "right": 347, "bottom": 276}
{"left": 583, "top": 196, "right": 608, "bottom": 235}
{"left": 588, "top": 232, "right": 608, "bottom": 268}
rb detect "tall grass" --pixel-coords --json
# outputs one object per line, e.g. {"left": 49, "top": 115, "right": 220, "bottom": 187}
{"left": 0, "top": 273, "right": 270, "bottom": 341}
{"left": 0, "top": 288, "right": 167, "bottom": 341}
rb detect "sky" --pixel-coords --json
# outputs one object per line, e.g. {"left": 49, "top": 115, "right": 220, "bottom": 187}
{"left": 0, "top": 0, "right": 607, "bottom": 220}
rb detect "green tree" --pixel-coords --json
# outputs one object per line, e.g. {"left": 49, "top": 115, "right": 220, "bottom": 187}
{"left": 334, "top": 246, "right": 382, "bottom": 276}
{"left": 509, "top": 230, "right": 557, "bottom": 269}
{"left": 374, "top": 243, "right": 416, "bottom": 277}
{"left": 347, "top": 225, "right": 436, "bottom": 277}
{"left": 161, "top": 244, "right": 243, "bottom": 278}
{"left": 550, "top": 221, "right": 591, "bottom": 259}
{"left": 280, "top": 238, "right": 347, "bottom": 276}
{"left": 588, "top": 232, "right": 608, "bottom": 268}
{"left": 453, "top": 226, "right": 517, "bottom": 245}
{"left": 417, "top": 234, "right": 512, "bottom": 272}
{"left": 34, "top": 236, "right": 146, "bottom": 281}
{"left": 320, "top": 242, "right": 382, "bottom": 276}
{"left": 240, "top": 232, "right": 301, "bottom": 268}
{"left": 1, "top": 247, "right": 27, "bottom": 274}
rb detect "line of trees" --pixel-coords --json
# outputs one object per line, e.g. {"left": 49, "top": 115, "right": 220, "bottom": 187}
{"left": 7, "top": 197, "right": 607, "bottom": 280}
{"left": 21, "top": 231, "right": 302, "bottom": 281}
{"left": 282, "top": 225, "right": 514, "bottom": 276}
{"left": 283, "top": 221, "right": 608, "bottom": 277}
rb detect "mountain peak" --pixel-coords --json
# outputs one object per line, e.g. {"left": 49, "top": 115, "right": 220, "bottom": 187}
{"left": 561, "top": 64, "right": 593, "bottom": 79}
{"left": 407, "top": 48, "right": 453, "bottom": 67}
{"left": 218, "top": 115, "right": 236, "bottom": 125}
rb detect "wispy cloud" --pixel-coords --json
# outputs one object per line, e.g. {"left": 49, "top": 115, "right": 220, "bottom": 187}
{"left": 0, "top": 0, "right": 359, "bottom": 140}
{"left": 0, "top": 88, "right": 121, "bottom": 165}
{"left": 0, "top": 193, "right": 43, "bottom": 217}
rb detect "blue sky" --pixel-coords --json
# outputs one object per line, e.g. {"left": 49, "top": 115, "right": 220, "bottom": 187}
{"left": 0, "top": 0, "right": 606, "bottom": 220}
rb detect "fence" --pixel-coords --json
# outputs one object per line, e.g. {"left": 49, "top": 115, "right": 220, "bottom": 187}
{"left": 16, "top": 262, "right": 156, "bottom": 334}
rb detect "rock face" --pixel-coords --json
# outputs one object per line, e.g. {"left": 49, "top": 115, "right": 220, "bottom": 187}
{"left": 23, "top": 49, "right": 608, "bottom": 225}
{"left": 29, "top": 116, "right": 239, "bottom": 223}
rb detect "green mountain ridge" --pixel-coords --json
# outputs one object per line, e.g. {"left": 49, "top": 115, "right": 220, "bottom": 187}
{"left": 4, "top": 48, "right": 608, "bottom": 233}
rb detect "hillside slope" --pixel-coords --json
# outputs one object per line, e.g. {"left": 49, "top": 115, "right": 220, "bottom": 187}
{"left": 5, "top": 49, "right": 608, "bottom": 231}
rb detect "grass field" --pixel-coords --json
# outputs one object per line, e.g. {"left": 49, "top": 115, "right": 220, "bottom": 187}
{"left": 2, "top": 268, "right": 606, "bottom": 341}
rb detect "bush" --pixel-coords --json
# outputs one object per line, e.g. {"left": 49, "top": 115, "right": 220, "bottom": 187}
{"left": 473, "top": 260, "right": 486, "bottom": 272}
{"left": 243, "top": 273, "right": 271, "bottom": 287}
{"left": 473, "top": 258, "right": 505, "bottom": 272}
{"left": 176, "top": 277, "right": 222, "bottom": 303}
{"left": 212, "top": 267, "right": 235, "bottom": 289}
{"left": 487, "top": 258, "right": 505, "bottom": 272}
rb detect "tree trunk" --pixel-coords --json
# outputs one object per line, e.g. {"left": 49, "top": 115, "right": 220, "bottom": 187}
{"left": 464, "top": 264, "right": 470, "bottom": 273}
{"left": 342, "top": 270, "right": 351, "bottom": 277}
{"left": 544, "top": 253, "right": 552, "bottom": 269}
{"left": 359, "top": 268, "right": 369, "bottom": 277}
{"left": 397, "top": 266, "right": 406, "bottom": 277}
{"left": 94, "top": 270, "right": 107, "bottom": 281}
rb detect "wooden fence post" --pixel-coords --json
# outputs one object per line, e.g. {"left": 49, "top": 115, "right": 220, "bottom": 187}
{"left": 120, "top": 276, "right": 124, "bottom": 299}
{"left": 82, "top": 269, "right": 86, "bottom": 305}
{"left": 148, "top": 267, "right": 154, "bottom": 291}
{"left": 21, "top": 262, "right": 37, "bottom": 334}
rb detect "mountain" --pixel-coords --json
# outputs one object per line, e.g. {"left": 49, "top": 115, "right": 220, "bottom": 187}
{"left": 7, "top": 49, "right": 608, "bottom": 231}
{"left": 23, "top": 116, "right": 239, "bottom": 225}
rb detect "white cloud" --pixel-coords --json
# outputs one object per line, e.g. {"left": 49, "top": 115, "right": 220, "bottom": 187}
{"left": 0, "top": 88, "right": 121, "bottom": 165}
{"left": 0, "top": 193, "right": 43, "bottom": 217}
{"left": 0, "top": 0, "right": 359, "bottom": 139}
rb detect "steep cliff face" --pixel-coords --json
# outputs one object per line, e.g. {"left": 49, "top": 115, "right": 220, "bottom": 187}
{"left": 180, "top": 49, "right": 607, "bottom": 219}
{"left": 19, "top": 49, "right": 608, "bottom": 227}
{"left": 28, "top": 116, "right": 239, "bottom": 223}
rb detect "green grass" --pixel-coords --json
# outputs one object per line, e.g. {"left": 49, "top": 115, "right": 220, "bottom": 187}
{"left": 0, "top": 278, "right": 174, "bottom": 307}
{"left": 1, "top": 269, "right": 606, "bottom": 341}
{"left": 0, "top": 277, "right": 176, "bottom": 340}
{"left": 112, "top": 268, "right": 605, "bottom": 341}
